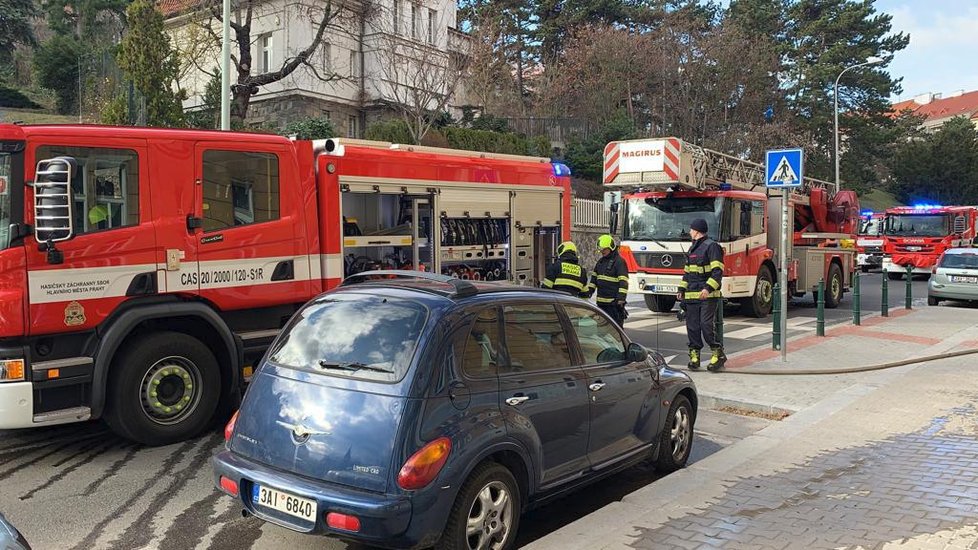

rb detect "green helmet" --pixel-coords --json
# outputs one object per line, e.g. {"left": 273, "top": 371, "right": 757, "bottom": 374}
{"left": 557, "top": 241, "right": 577, "bottom": 257}
{"left": 597, "top": 234, "right": 616, "bottom": 251}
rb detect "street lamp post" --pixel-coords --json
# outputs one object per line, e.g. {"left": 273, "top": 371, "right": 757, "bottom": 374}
{"left": 834, "top": 56, "right": 883, "bottom": 193}
{"left": 220, "top": 0, "right": 231, "bottom": 131}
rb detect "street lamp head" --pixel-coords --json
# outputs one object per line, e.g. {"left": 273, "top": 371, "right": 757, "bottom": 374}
{"left": 866, "top": 56, "right": 884, "bottom": 65}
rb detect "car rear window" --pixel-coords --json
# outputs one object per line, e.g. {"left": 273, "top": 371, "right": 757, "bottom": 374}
{"left": 268, "top": 295, "right": 428, "bottom": 382}
{"left": 940, "top": 254, "right": 978, "bottom": 269}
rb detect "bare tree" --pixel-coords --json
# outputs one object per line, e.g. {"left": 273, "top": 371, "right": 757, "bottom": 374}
{"left": 186, "top": 0, "right": 355, "bottom": 122}
{"left": 371, "top": 3, "right": 468, "bottom": 143}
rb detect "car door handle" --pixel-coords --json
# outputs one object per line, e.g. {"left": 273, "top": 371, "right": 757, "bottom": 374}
{"left": 505, "top": 396, "right": 530, "bottom": 406}
{"left": 589, "top": 382, "right": 606, "bottom": 392}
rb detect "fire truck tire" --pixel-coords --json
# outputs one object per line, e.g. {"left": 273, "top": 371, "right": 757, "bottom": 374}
{"left": 741, "top": 267, "right": 774, "bottom": 318}
{"left": 823, "top": 264, "right": 844, "bottom": 309}
{"left": 104, "top": 332, "right": 221, "bottom": 446}
{"left": 644, "top": 294, "right": 677, "bottom": 313}
{"left": 887, "top": 271, "right": 903, "bottom": 281}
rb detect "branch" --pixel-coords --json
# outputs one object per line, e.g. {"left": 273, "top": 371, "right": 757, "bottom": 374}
{"left": 247, "top": 0, "right": 339, "bottom": 86}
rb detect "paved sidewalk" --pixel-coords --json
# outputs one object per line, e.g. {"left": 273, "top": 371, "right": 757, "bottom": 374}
{"left": 688, "top": 304, "right": 978, "bottom": 414}
{"left": 527, "top": 307, "right": 978, "bottom": 550}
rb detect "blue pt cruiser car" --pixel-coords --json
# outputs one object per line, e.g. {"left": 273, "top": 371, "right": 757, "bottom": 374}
{"left": 213, "top": 271, "right": 697, "bottom": 550}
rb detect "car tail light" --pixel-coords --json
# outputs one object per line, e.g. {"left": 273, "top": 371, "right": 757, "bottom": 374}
{"left": 219, "top": 476, "right": 239, "bottom": 496}
{"left": 224, "top": 410, "right": 239, "bottom": 442}
{"left": 326, "top": 512, "right": 361, "bottom": 532}
{"left": 397, "top": 437, "right": 452, "bottom": 490}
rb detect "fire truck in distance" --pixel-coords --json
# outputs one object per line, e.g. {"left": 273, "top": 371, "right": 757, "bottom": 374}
{"left": 857, "top": 211, "right": 884, "bottom": 272}
{"left": 0, "top": 125, "right": 571, "bottom": 445}
{"left": 881, "top": 204, "right": 978, "bottom": 279}
{"left": 603, "top": 138, "right": 860, "bottom": 317}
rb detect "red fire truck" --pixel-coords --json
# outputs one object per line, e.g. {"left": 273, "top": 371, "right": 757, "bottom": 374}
{"left": 882, "top": 205, "right": 978, "bottom": 279}
{"left": 603, "top": 138, "right": 860, "bottom": 317}
{"left": 0, "top": 125, "right": 571, "bottom": 445}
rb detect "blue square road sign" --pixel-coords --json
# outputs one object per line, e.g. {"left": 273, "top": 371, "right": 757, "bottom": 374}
{"left": 765, "top": 149, "right": 804, "bottom": 188}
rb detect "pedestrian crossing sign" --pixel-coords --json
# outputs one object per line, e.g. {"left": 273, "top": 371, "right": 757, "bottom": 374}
{"left": 765, "top": 149, "right": 804, "bottom": 188}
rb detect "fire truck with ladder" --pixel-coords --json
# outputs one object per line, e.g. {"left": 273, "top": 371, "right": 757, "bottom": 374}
{"left": 602, "top": 137, "right": 860, "bottom": 317}
{"left": 0, "top": 124, "right": 571, "bottom": 445}
{"left": 881, "top": 204, "right": 978, "bottom": 279}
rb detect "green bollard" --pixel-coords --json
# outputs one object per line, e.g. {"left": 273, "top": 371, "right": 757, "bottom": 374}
{"left": 905, "top": 264, "right": 913, "bottom": 309}
{"left": 816, "top": 279, "right": 825, "bottom": 336}
{"left": 881, "top": 273, "right": 889, "bottom": 317}
{"left": 772, "top": 283, "right": 781, "bottom": 350}
{"left": 852, "top": 270, "right": 861, "bottom": 326}
{"left": 715, "top": 299, "right": 724, "bottom": 347}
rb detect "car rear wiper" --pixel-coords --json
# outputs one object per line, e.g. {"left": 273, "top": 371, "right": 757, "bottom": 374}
{"left": 318, "top": 360, "right": 394, "bottom": 374}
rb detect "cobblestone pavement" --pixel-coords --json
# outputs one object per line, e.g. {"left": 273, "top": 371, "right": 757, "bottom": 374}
{"left": 627, "top": 403, "right": 978, "bottom": 550}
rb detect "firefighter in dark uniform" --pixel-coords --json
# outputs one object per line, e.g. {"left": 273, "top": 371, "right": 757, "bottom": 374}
{"left": 678, "top": 218, "right": 727, "bottom": 371}
{"left": 588, "top": 234, "right": 629, "bottom": 326}
{"left": 542, "top": 241, "right": 590, "bottom": 297}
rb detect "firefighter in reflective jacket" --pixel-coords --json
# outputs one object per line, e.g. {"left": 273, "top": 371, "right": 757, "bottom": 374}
{"left": 678, "top": 218, "right": 727, "bottom": 371}
{"left": 543, "top": 241, "right": 590, "bottom": 297}
{"left": 588, "top": 234, "right": 629, "bottom": 326}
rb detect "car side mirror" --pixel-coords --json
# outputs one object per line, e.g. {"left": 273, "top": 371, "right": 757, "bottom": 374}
{"left": 627, "top": 343, "right": 648, "bottom": 363}
{"left": 33, "top": 156, "right": 77, "bottom": 264}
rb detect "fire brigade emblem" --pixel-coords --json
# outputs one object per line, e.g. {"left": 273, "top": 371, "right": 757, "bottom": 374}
{"left": 64, "top": 301, "right": 86, "bottom": 326}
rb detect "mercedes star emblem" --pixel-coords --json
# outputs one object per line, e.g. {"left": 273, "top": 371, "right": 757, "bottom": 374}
{"left": 661, "top": 254, "right": 674, "bottom": 267}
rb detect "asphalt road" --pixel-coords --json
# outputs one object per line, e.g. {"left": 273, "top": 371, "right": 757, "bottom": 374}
{"left": 0, "top": 409, "right": 768, "bottom": 550}
{"left": 623, "top": 271, "right": 933, "bottom": 367}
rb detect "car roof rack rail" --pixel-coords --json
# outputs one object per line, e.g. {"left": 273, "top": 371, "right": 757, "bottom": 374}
{"left": 341, "top": 270, "right": 479, "bottom": 298}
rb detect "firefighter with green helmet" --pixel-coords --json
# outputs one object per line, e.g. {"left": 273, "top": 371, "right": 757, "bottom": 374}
{"left": 587, "top": 234, "right": 629, "bottom": 325}
{"left": 542, "top": 240, "right": 590, "bottom": 298}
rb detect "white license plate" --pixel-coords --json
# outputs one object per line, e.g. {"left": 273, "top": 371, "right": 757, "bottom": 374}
{"left": 651, "top": 285, "right": 678, "bottom": 294}
{"left": 252, "top": 484, "right": 317, "bottom": 522}
{"left": 950, "top": 276, "right": 978, "bottom": 284}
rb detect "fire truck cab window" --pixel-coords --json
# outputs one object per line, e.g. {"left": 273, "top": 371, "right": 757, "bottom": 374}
{"left": 36, "top": 146, "right": 139, "bottom": 235}
{"left": 202, "top": 150, "right": 280, "bottom": 232}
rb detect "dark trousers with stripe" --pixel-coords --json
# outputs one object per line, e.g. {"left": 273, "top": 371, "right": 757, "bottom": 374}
{"left": 685, "top": 298, "right": 720, "bottom": 351}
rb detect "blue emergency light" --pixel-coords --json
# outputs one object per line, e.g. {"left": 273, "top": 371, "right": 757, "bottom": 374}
{"left": 719, "top": 183, "right": 733, "bottom": 191}
{"left": 552, "top": 162, "right": 572, "bottom": 177}
{"left": 912, "top": 203, "right": 941, "bottom": 209}
{"left": 861, "top": 210, "right": 874, "bottom": 217}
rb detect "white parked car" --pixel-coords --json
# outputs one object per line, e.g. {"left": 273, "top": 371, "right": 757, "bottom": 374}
{"left": 928, "top": 248, "right": 978, "bottom": 306}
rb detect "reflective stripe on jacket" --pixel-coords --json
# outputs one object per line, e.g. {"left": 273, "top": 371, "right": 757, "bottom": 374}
{"left": 588, "top": 249, "right": 628, "bottom": 304}
{"left": 680, "top": 237, "right": 724, "bottom": 301}
{"left": 543, "top": 254, "right": 590, "bottom": 297}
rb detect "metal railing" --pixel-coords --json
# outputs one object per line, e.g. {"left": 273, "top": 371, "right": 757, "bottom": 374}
{"left": 572, "top": 198, "right": 610, "bottom": 229}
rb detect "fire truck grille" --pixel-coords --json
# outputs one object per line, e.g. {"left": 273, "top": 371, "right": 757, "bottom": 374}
{"left": 633, "top": 252, "right": 685, "bottom": 270}
{"left": 894, "top": 244, "right": 936, "bottom": 253}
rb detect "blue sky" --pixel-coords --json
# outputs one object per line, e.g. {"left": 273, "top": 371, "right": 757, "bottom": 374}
{"left": 876, "top": 0, "right": 978, "bottom": 101}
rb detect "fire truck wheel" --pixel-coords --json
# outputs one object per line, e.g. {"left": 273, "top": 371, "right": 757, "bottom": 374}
{"left": 644, "top": 294, "right": 677, "bottom": 313}
{"left": 887, "top": 271, "right": 903, "bottom": 281}
{"left": 823, "top": 264, "right": 844, "bottom": 309}
{"left": 741, "top": 266, "right": 774, "bottom": 318}
{"left": 104, "top": 331, "right": 221, "bottom": 446}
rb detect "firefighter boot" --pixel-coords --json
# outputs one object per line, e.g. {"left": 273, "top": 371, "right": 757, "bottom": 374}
{"left": 687, "top": 349, "right": 701, "bottom": 370}
{"left": 708, "top": 347, "right": 727, "bottom": 372}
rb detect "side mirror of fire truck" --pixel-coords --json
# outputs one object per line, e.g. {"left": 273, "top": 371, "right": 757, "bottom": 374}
{"left": 33, "top": 156, "right": 77, "bottom": 264}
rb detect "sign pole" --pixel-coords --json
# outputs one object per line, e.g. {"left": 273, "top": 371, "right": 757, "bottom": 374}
{"left": 780, "top": 191, "right": 788, "bottom": 361}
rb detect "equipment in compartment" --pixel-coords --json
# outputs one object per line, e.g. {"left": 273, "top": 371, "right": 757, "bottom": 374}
{"left": 442, "top": 261, "right": 507, "bottom": 281}
{"left": 440, "top": 218, "right": 508, "bottom": 247}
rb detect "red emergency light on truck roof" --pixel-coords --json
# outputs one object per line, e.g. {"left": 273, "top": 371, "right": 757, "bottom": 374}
{"left": 602, "top": 137, "right": 859, "bottom": 318}
{"left": 0, "top": 124, "right": 571, "bottom": 445}
{"left": 881, "top": 204, "right": 977, "bottom": 277}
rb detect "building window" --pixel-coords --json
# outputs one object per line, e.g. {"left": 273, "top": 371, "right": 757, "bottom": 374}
{"left": 349, "top": 50, "right": 359, "bottom": 78}
{"left": 36, "top": 146, "right": 139, "bottom": 234}
{"left": 347, "top": 115, "right": 359, "bottom": 138}
{"left": 201, "top": 150, "right": 280, "bottom": 231}
{"left": 427, "top": 9, "right": 436, "bottom": 45}
{"left": 411, "top": 4, "right": 419, "bottom": 40}
{"left": 393, "top": 0, "right": 400, "bottom": 34}
{"left": 259, "top": 33, "right": 272, "bottom": 73}
{"left": 322, "top": 42, "right": 331, "bottom": 73}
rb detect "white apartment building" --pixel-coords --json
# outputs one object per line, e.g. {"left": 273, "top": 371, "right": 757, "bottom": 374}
{"left": 163, "top": 0, "right": 470, "bottom": 135}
